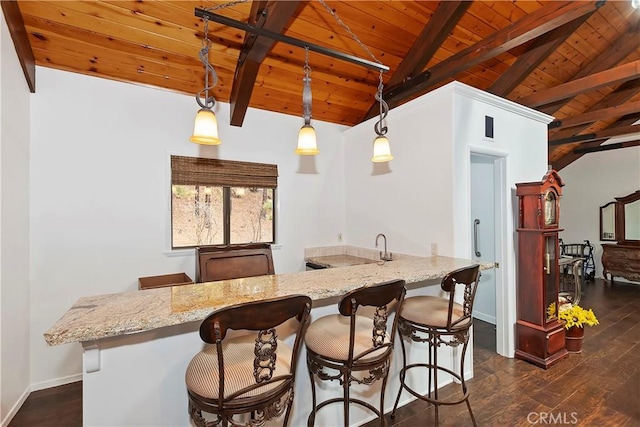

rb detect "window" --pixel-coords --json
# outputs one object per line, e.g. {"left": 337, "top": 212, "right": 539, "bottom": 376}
{"left": 170, "top": 155, "right": 277, "bottom": 249}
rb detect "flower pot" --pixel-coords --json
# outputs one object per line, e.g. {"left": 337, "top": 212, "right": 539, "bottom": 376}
{"left": 565, "top": 326, "right": 584, "bottom": 353}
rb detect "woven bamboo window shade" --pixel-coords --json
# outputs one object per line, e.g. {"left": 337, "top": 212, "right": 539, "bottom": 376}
{"left": 171, "top": 155, "right": 278, "bottom": 188}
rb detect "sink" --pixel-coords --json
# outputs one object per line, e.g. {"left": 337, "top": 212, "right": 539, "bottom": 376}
{"left": 305, "top": 254, "right": 380, "bottom": 269}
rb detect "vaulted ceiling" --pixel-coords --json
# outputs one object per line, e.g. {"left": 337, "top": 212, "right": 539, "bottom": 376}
{"left": 3, "top": 0, "right": 640, "bottom": 169}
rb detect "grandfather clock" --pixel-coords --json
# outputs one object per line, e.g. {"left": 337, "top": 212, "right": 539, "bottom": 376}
{"left": 515, "top": 170, "right": 568, "bottom": 369}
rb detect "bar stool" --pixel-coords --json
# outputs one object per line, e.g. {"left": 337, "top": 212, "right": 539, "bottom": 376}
{"left": 391, "top": 264, "right": 481, "bottom": 426}
{"left": 305, "top": 279, "right": 406, "bottom": 427}
{"left": 185, "top": 295, "right": 311, "bottom": 427}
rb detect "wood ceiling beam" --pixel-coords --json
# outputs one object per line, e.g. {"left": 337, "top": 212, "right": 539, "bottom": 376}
{"left": 362, "top": 1, "right": 470, "bottom": 120}
{"left": 229, "top": 1, "right": 300, "bottom": 127}
{"left": 549, "top": 125, "right": 639, "bottom": 146}
{"left": 539, "top": 13, "right": 640, "bottom": 115}
{"left": 573, "top": 140, "right": 640, "bottom": 154}
{"left": 552, "top": 114, "right": 640, "bottom": 170}
{"left": 488, "top": 13, "right": 593, "bottom": 97}
{"left": 518, "top": 60, "right": 640, "bottom": 108}
{"left": 549, "top": 101, "right": 640, "bottom": 130}
{"left": 388, "top": 1, "right": 470, "bottom": 88}
{"left": 379, "top": 1, "right": 603, "bottom": 112}
{"left": 548, "top": 80, "right": 640, "bottom": 171}
{"left": 546, "top": 79, "right": 640, "bottom": 143}
{"left": 1, "top": 0, "right": 35, "bottom": 92}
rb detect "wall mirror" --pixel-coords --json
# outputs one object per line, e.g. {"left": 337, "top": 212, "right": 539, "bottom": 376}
{"left": 600, "top": 201, "right": 616, "bottom": 241}
{"left": 615, "top": 190, "right": 640, "bottom": 245}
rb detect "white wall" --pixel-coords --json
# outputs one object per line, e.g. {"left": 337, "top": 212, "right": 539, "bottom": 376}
{"left": 559, "top": 141, "right": 640, "bottom": 280}
{"left": 29, "top": 67, "right": 347, "bottom": 389}
{"left": 453, "top": 84, "right": 551, "bottom": 357}
{"left": 0, "top": 14, "right": 31, "bottom": 427}
{"left": 343, "top": 87, "right": 455, "bottom": 256}
{"left": 343, "top": 82, "right": 552, "bottom": 358}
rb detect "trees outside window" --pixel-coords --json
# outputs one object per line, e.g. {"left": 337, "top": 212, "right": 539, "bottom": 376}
{"left": 170, "top": 156, "right": 277, "bottom": 249}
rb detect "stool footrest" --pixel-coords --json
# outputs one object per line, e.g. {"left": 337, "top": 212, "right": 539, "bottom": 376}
{"left": 308, "top": 397, "right": 382, "bottom": 426}
{"left": 399, "top": 364, "right": 470, "bottom": 406}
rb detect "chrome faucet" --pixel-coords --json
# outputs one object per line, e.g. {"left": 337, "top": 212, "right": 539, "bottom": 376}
{"left": 375, "top": 233, "right": 393, "bottom": 261}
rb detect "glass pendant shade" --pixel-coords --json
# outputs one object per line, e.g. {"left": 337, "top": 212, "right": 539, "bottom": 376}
{"left": 190, "top": 108, "right": 221, "bottom": 145}
{"left": 371, "top": 135, "right": 393, "bottom": 162}
{"left": 633, "top": 0, "right": 640, "bottom": 9}
{"left": 295, "top": 124, "right": 319, "bottom": 155}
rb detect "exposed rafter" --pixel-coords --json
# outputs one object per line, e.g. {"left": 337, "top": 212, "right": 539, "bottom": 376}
{"left": 488, "top": 13, "right": 593, "bottom": 97}
{"left": 548, "top": 80, "right": 640, "bottom": 143}
{"left": 574, "top": 140, "right": 640, "bottom": 154}
{"left": 538, "top": 14, "right": 640, "bottom": 116}
{"left": 229, "top": 1, "right": 300, "bottom": 127}
{"left": 362, "top": 1, "right": 470, "bottom": 120}
{"left": 1, "top": 0, "right": 35, "bottom": 92}
{"left": 549, "top": 102, "right": 640, "bottom": 130}
{"left": 518, "top": 60, "right": 640, "bottom": 108}
{"left": 552, "top": 114, "right": 640, "bottom": 170}
{"left": 381, "top": 1, "right": 603, "bottom": 110}
{"left": 390, "top": 1, "right": 470, "bottom": 88}
{"left": 549, "top": 125, "right": 639, "bottom": 146}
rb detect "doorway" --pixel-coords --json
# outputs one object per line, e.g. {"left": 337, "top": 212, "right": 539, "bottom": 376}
{"left": 470, "top": 152, "right": 506, "bottom": 355}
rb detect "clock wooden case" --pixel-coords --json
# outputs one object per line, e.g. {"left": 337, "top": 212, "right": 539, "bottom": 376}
{"left": 515, "top": 170, "right": 568, "bottom": 369}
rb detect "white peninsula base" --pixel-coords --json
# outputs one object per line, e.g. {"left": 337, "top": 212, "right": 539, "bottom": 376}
{"left": 45, "top": 254, "right": 486, "bottom": 426}
{"left": 81, "top": 285, "right": 472, "bottom": 426}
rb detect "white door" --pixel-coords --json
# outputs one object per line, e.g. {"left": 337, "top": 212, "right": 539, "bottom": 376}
{"left": 470, "top": 154, "right": 497, "bottom": 326}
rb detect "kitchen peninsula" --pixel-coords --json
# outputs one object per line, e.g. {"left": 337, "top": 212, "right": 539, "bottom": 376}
{"left": 45, "top": 250, "right": 488, "bottom": 426}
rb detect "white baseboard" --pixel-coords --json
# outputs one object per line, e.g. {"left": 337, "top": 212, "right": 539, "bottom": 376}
{"left": 473, "top": 311, "right": 496, "bottom": 325}
{"left": 1, "top": 386, "right": 30, "bottom": 427}
{"left": 30, "top": 372, "right": 82, "bottom": 392}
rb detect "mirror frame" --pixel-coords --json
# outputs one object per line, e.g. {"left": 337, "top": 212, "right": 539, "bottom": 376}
{"left": 615, "top": 190, "right": 640, "bottom": 246}
{"left": 599, "top": 201, "right": 617, "bottom": 241}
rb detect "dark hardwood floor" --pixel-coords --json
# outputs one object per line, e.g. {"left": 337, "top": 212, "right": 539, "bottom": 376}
{"left": 8, "top": 279, "right": 640, "bottom": 427}
{"left": 369, "top": 278, "right": 640, "bottom": 427}
{"left": 8, "top": 380, "right": 81, "bottom": 427}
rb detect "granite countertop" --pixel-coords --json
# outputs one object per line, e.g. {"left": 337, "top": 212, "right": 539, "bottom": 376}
{"left": 44, "top": 255, "right": 490, "bottom": 346}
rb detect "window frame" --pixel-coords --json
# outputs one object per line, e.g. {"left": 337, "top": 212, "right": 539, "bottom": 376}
{"left": 169, "top": 155, "right": 278, "bottom": 250}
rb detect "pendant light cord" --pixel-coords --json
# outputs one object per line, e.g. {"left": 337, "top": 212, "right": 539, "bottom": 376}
{"left": 196, "top": 0, "right": 250, "bottom": 109}
{"left": 196, "top": 17, "right": 218, "bottom": 110}
{"left": 302, "top": 47, "right": 312, "bottom": 126}
{"left": 318, "top": 0, "right": 381, "bottom": 66}
{"left": 317, "top": 0, "right": 389, "bottom": 136}
{"left": 375, "top": 71, "right": 388, "bottom": 136}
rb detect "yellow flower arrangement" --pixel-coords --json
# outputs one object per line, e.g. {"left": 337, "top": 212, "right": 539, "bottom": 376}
{"left": 547, "top": 301, "right": 558, "bottom": 318}
{"left": 557, "top": 304, "right": 599, "bottom": 329}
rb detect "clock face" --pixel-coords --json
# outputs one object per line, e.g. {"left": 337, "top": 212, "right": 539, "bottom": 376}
{"left": 544, "top": 192, "right": 557, "bottom": 225}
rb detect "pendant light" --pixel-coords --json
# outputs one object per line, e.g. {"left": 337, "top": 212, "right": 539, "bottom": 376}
{"left": 190, "top": 16, "right": 221, "bottom": 145}
{"left": 371, "top": 71, "right": 393, "bottom": 162}
{"left": 295, "top": 47, "right": 319, "bottom": 155}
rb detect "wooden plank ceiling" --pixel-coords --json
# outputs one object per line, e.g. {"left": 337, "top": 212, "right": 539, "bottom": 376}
{"left": 6, "top": 0, "right": 640, "bottom": 169}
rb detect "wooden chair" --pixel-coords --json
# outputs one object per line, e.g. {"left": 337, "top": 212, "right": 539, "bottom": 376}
{"left": 305, "top": 279, "right": 406, "bottom": 426}
{"left": 185, "top": 295, "right": 311, "bottom": 427}
{"left": 196, "top": 243, "right": 274, "bottom": 283}
{"left": 391, "top": 264, "right": 481, "bottom": 426}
